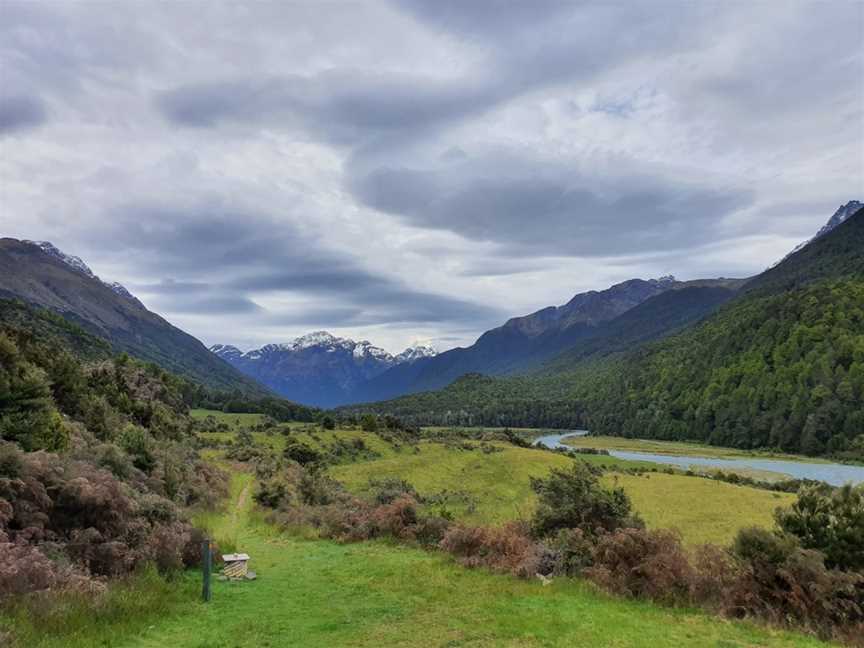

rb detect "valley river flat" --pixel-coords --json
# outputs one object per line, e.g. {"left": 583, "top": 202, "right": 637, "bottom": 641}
{"left": 533, "top": 432, "right": 864, "bottom": 487}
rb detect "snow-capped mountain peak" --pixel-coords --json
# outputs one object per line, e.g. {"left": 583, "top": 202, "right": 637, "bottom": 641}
{"left": 778, "top": 200, "right": 862, "bottom": 264}
{"left": 814, "top": 200, "right": 862, "bottom": 239}
{"left": 24, "top": 240, "right": 143, "bottom": 307}
{"left": 24, "top": 240, "right": 96, "bottom": 279}
{"left": 396, "top": 345, "right": 438, "bottom": 363}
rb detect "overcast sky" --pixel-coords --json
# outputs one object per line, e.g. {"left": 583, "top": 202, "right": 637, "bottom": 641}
{"left": 1, "top": 1, "right": 862, "bottom": 353}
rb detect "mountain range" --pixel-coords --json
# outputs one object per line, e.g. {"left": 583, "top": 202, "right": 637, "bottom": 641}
{"left": 1, "top": 200, "right": 859, "bottom": 423}
{"left": 206, "top": 200, "right": 861, "bottom": 407}
{"left": 210, "top": 333, "right": 436, "bottom": 408}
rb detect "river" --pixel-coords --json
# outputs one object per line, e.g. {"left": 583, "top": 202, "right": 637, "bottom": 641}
{"left": 532, "top": 432, "right": 864, "bottom": 487}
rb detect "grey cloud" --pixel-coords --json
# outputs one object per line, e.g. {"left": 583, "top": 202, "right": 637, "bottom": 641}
{"left": 348, "top": 156, "right": 754, "bottom": 256}
{"left": 157, "top": 72, "right": 496, "bottom": 144}
{"left": 151, "top": 294, "right": 263, "bottom": 315}
{"left": 91, "top": 200, "right": 501, "bottom": 328}
{"left": 0, "top": 95, "right": 47, "bottom": 134}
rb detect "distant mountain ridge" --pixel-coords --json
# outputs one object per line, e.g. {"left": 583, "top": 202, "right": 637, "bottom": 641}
{"left": 210, "top": 332, "right": 437, "bottom": 408}
{"left": 340, "top": 201, "right": 864, "bottom": 457}
{"left": 0, "top": 238, "right": 270, "bottom": 396}
{"left": 352, "top": 275, "right": 742, "bottom": 403}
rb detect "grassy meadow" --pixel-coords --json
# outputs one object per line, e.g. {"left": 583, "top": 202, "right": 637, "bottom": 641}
{"left": 4, "top": 470, "right": 830, "bottom": 648}
{"left": 191, "top": 412, "right": 797, "bottom": 546}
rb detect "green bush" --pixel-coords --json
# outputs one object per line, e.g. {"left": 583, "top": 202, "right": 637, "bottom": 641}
{"left": 775, "top": 483, "right": 864, "bottom": 571}
{"left": 530, "top": 462, "right": 640, "bottom": 538}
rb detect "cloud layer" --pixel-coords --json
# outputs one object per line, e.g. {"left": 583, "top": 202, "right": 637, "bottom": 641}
{"left": 1, "top": 1, "right": 861, "bottom": 351}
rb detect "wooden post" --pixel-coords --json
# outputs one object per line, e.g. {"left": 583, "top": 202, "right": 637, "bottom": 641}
{"left": 202, "top": 539, "right": 212, "bottom": 602}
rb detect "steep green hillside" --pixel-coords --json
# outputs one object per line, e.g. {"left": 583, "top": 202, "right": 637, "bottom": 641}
{"left": 0, "top": 239, "right": 270, "bottom": 396}
{"left": 575, "top": 279, "right": 864, "bottom": 454}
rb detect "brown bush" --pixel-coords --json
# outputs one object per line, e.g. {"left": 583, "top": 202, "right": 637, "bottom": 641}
{"left": 0, "top": 542, "right": 58, "bottom": 597}
{"left": 146, "top": 522, "right": 191, "bottom": 574}
{"left": 440, "top": 522, "right": 541, "bottom": 576}
{"left": 369, "top": 495, "right": 419, "bottom": 540}
{"left": 587, "top": 528, "right": 696, "bottom": 604}
{"left": 549, "top": 528, "right": 595, "bottom": 576}
{"left": 725, "top": 542, "right": 864, "bottom": 640}
{"left": 691, "top": 543, "right": 738, "bottom": 607}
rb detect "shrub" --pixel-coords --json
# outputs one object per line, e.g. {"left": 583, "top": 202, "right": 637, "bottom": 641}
{"left": 727, "top": 526, "right": 864, "bottom": 639}
{"left": 587, "top": 528, "right": 696, "bottom": 604}
{"left": 255, "top": 477, "right": 292, "bottom": 509}
{"left": 775, "top": 483, "right": 864, "bottom": 571}
{"left": 549, "top": 528, "right": 595, "bottom": 576}
{"left": 283, "top": 441, "right": 323, "bottom": 466}
{"left": 366, "top": 495, "right": 419, "bottom": 540}
{"left": 440, "top": 522, "right": 543, "bottom": 576}
{"left": 369, "top": 477, "right": 419, "bottom": 505}
{"left": 0, "top": 441, "right": 23, "bottom": 478}
{"left": 530, "top": 462, "right": 640, "bottom": 538}
{"left": 412, "top": 515, "right": 452, "bottom": 548}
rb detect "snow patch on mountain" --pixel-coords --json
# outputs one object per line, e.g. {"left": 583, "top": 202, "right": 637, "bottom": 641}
{"left": 25, "top": 240, "right": 96, "bottom": 279}
{"left": 212, "top": 331, "right": 437, "bottom": 368}
{"left": 396, "top": 345, "right": 438, "bottom": 363}
{"left": 779, "top": 200, "right": 862, "bottom": 264}
{"left": 24, "top": 240, "right": 143, "bottom": 307}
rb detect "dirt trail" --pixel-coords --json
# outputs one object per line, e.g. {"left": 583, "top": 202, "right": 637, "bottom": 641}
{"left": 229, "top": 481, "right": 251, "bottom": 532}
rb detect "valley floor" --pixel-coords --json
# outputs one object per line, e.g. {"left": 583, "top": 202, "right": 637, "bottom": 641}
{"left": 7, "top": 468, "right": 832, "bottom": 648}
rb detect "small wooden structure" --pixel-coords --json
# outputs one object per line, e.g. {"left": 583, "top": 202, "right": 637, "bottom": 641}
{"left": 222, "top": 553, "right": 250, "bottom": 579}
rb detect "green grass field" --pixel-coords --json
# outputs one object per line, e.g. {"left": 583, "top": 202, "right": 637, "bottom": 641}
{"left": 608, "top": 472, "right": 794, "bottom": 545}
{"left": 5, "top": 471, "right": 829, "bottom": 648}
{"left": 330, "top": 440, "right": 794, "bottom": 545}
{"left": 188, "top": 411, "right": 795, "bottom": 547}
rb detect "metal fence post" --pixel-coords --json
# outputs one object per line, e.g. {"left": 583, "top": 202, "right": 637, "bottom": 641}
{"left": 202, "top": 538, "right": 212, "bottom": 602}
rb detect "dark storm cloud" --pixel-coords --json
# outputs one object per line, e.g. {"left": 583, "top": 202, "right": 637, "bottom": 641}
{"left": 0, "top": 95, "right": 47, "bottom": 134}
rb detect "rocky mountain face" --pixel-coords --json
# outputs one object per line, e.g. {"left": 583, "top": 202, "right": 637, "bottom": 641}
{"left": 22, "top": 240, "right": 144, "bottom": 307}
{"left": 210, "top": 332, "right": 437, "bottom": 408}
{"left": 0, "top": 238, "right": 270, "bottom": 396}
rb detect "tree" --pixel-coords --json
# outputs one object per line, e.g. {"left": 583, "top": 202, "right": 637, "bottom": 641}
{"left": 0, "top": 333, "right": 67, "bottom": 451}
{"left": 775, "top": 483, "right": 864, "bottom": 571}
{"left": 283, "top": 441, "right": 323, "bottom": 466}
{"left": 530, "top": 462, "right": 640, "bottom": 538}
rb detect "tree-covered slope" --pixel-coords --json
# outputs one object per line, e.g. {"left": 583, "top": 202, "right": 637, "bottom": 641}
{"left": 574, "top": 279, "right": 864, "bottom": 455}
{"left": 346, "top": 206, "right": 864, "bottom": 457}
{"left": 0, "top": 239, "right": 271, "bottom": 396}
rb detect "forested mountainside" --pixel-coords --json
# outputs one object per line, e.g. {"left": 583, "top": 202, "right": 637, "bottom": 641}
{"left": 0, "top": 239, "right": 270, "bottom": 396}
{"left": 353, "top": 277, "right": 741, "bottom": 403}
{"left": 343, "top": 205, "right": 864, "bottom": 458}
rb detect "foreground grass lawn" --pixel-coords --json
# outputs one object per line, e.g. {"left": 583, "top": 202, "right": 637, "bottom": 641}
{"left": 8, "top": 472, "right": 829, "bottom": 648}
